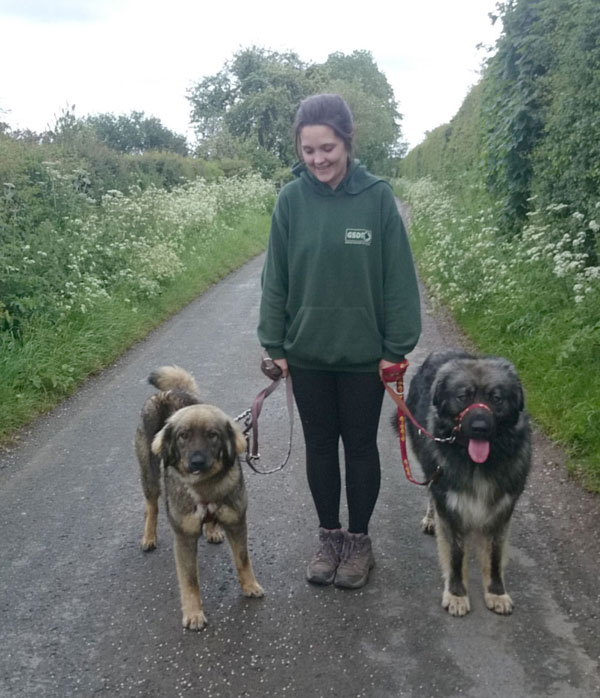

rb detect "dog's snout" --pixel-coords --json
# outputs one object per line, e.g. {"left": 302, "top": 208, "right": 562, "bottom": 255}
{"left": 460, "top": 403, "right": 496, "bottom": 440}
{"left": 465, "top": 416, "right": 494, "bottom": 439}
{"left": 188, "top": 450, "right": 208, "bottom": 472}
{"left": 471, "top": 419, "right": 490, "bottom": 435}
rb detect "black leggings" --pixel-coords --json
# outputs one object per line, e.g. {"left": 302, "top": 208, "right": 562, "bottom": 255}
{"left": 289, "top": 367, "right": 385, "bottom": 535}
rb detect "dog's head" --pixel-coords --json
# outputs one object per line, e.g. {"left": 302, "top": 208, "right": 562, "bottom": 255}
{"left": 432, "top": 357, "right": 525, "bottom": 463}
{"left": 151, "top": 404, "right": 247, "bottom": 477}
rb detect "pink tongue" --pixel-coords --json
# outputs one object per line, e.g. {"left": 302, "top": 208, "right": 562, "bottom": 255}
{"left": 468, "top": 439, "right": 490, "bottom": 463}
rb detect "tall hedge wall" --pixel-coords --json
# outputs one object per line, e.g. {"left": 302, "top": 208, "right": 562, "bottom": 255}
{"left": 401, "top": 0, "right": 600, "bottom": 257}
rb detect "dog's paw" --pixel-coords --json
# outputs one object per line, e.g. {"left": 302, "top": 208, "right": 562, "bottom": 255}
{"left": 204, "top": 521, "right": 225, "bottom": 544}
{"left": 421, "top": 516, "right": 435, "bottom": 536}
{"left": 442, "top": 591, "right": 471, "bottom": 616}
{"left": 241, "top": 580, "right": 265, "bottom": 598}
{"left": 485, "top": 592, "right": 514, "bottom": 615}
{"left": 141, "top": 536, "right": 157, "bottom": 552}
{"left": 182, "top": 610, "right": 207, "bottom": 631}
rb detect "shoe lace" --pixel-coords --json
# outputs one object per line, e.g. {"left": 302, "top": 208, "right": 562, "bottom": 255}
{"left": 315, "top": 533, "right": 340, "bottom": 563}
{"left": 340, "top": 535, "right": 362, "bottom": 565}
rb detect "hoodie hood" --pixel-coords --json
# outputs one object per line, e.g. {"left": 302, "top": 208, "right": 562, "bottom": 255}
{"left": 291, "top": 159, "right": 386, "bottom": 197}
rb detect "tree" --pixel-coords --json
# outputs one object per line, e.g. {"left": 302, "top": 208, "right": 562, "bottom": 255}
{"left": 187, "top": 47, "right": 405, "bottom": 175}
{"left": 85, "top": 111, "right": 188, "bottom": 155}
{"left": 187, "top": 71, "right": 234, "bottom": 143}
{"left": 0, "top": 104, "right": 9, "bottom": 136}
{"left": 188, "top": 46, "right": 310, "bottom": 171}
{"left": 312, "top": 51, "right": 406, "bottom": 171}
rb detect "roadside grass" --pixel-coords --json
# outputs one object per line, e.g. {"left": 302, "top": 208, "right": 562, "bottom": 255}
{"left": 394, "top": 177, "right": 600, "bottom": 492}
{"left": 0, "top": 207, "right": 271, "bottom": 442}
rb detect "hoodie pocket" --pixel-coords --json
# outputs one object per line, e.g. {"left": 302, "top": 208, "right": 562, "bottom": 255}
{"left": 285, "top": 306, "right": 382, "bottom": 366}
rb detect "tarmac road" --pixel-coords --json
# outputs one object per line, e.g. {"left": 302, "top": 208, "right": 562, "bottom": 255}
{"left": 1, "top": 251, "right": 599, "bottom": 698}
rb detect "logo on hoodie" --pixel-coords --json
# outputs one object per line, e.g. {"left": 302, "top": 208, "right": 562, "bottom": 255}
{"left": 344, "top": 228, "right": 372, "bottom": 246}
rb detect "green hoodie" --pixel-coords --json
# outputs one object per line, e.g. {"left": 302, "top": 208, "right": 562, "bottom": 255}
{"left": 258, "top": 159, "right": 421, "bottom": 372}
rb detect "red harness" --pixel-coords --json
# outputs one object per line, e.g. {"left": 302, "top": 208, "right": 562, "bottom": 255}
{"left": 454, "top": 403, "right": 494, "bottom": 431}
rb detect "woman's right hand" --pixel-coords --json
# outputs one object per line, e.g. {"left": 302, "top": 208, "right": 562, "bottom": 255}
{"left": 273, "top": 358, "right": 289, "bottom": 378}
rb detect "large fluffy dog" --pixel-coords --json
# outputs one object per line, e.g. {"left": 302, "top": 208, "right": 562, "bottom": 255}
{"left": 135, "top": 366, "right": 264, "bottom": 630}
{"left": 405, "top": 350, "right": 531, "bottom": 616}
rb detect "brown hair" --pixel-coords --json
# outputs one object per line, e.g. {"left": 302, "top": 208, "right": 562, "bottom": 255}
{"left": 293, "top": 93, "right": 354, "bottom": 160}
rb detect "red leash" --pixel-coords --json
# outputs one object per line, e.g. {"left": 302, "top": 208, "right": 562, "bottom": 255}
{"left": 381, "top": 361, "right": 443, "bottom": 486}
{"left": 382, "top": 362, "right": 496, "bottom": 485}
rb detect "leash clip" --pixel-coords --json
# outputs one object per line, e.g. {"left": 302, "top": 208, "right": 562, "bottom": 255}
{"left": 235, "top": 408, "right": 253, "bottom": 436}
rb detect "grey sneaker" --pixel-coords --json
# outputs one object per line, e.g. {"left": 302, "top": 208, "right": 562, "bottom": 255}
{"left": 306, "top": 528, "right": 344, "bottom": 585}
{"left": 334, "top": 531, "right": 375, "bottom": 589}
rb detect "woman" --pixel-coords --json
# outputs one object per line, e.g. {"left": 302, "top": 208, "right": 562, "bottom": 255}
{"left": 258, "top": 94, "right": 421, "bottom": 589}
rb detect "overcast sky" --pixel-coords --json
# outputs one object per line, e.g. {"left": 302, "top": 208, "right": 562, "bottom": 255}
{"left": 0, "top": 0, "right": 502, "bottom": 151}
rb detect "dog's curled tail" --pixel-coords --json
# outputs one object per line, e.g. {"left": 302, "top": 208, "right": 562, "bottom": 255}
{"left": 148, "top": 365, "right": 199, "bottom": 395}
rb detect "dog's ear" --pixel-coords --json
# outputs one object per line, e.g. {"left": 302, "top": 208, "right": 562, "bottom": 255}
{"left": 515, "top": 381, "right": 525, "bottom": 413}
{"left": 222, "top": 420, "right": 247, "bottom": 467}
{"left": 151, "top": 423, "right": 178, "bottom": 468}
{"left": 498, "top": 361, "right": 525, "bottom": 416}
{"left": 232, "top": 421, "right": 247, "bottom": 455}
{"left": 151, "top": 427, "right": 164, "bottom": 456}
{"left": 505, "top": 379, "right": 525, "bottom": 422}
{"left": 432, "top": 375, "right": 448, "bottom": 413}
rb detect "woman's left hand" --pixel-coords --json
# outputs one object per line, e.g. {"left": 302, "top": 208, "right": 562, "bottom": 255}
{"left": 378, "top": 359, "right": 408, "bottom": 383}
{"left": 378, "top": 359, "right": 397, "bottom": 380}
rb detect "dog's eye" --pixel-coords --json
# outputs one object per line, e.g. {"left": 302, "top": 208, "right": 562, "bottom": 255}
{"left": 488, "top": 389, "right": 504, "bottom": 405}
{"left": 207, "top": 429, "right": 219, "bottom": 441}
{"left": 456, "top": 389, "right": 473, "bottom": 404}
{"left": 177, "top": 430, "right": 188, "bottom": 441}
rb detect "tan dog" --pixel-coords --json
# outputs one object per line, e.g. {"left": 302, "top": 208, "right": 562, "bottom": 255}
{"left": 135, "top": 366, "right": 264, "bottom": 630}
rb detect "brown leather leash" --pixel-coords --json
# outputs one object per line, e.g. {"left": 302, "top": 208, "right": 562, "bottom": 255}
{"left": 236, "top": 357, "right": 294, "bottom": 474}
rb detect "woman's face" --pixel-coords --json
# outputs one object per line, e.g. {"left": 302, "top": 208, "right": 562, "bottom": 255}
{"left": 299, "top": 124, "right": 349, "bottom": 190}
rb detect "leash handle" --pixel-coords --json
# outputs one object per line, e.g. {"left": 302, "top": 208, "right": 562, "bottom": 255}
{"left": 381, "top": 361, "right": 409, "bottom": 383}
{"left": 261, "top": 356, "right": 283, "bottom": 381}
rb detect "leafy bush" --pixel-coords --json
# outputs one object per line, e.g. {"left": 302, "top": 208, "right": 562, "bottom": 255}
{"left": 480, "top": 0, "right": 557, "bottom": 230}
{"left": 0, "top": 203, "right": 272, "bottom": 440}
{"left": 530, "top": 0, "right": 600, "bottom": 263}
{"left": 0, "top": 167, "right": 274, "bottom": 336}
{"left": 399, "top": 82, "right": 485, "bottom": 190}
